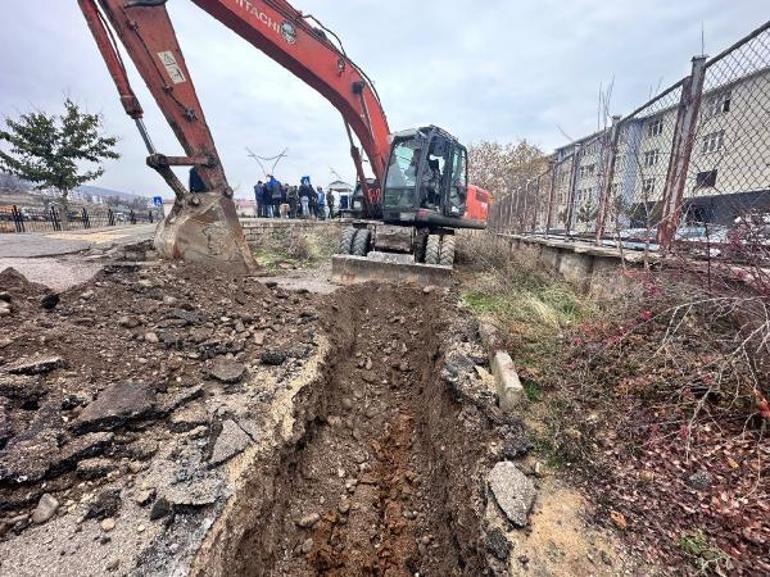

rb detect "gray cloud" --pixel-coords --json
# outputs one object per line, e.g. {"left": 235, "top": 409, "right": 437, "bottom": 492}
{"left": 0, "top": 1, "right": 765, "bottom": 198}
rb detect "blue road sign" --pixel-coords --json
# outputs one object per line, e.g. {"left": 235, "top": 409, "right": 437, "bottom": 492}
{"left": 152, "top": 196, "right": 163, "bottom": 207}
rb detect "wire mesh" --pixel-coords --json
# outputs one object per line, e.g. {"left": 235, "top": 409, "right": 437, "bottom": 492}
{"left": 605, "top": 84, "right": 683, "bottom": 244}
{"left": 680, "top": 25, "right": 770, "bottom": 249}
{"left": 485, "top": 21, "right": 770, "bottom": 260}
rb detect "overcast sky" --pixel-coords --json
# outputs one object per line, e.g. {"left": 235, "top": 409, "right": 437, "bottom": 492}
{"left": 0, "top": 1, "right": 765, "bottom": 199}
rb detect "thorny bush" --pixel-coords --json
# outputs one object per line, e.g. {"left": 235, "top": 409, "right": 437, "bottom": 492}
{"left": 457, "top": 231, "right": 770, "bottom": 575}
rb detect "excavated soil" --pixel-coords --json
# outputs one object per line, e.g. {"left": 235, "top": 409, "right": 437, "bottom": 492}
{"left": 206, "top": 284, "right": 503, "bottom": 577}
{"left": 1, "top": 250, "right": 524, "bottom": 576}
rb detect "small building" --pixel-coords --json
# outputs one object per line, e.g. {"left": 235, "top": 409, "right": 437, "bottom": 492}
{"left": 328, "top": 180, "right": 354, "bottom": 211}
{"left": 233, "top": 198, "right": 257, "bottom": 217}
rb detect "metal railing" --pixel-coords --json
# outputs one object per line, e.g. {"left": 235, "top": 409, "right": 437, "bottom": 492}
{"left": 0, "top": 205, "right": 162, "bottom": 234}
{"left": 488, "top": 20, "right": 770, "bottom": 257}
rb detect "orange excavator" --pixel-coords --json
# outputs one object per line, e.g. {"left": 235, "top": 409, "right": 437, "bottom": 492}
{"left": 78, "top": 0, "right": 490, "bottom": 278}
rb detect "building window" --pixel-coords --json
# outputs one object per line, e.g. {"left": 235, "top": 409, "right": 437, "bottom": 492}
{"left": 647, "top": 118, "right": 664, "bottom": 137}
{"left": 643, "top": 149, "right": 660, "bottom": 168}
{"left": 701, "top": 130, "right": 725, "bottom": 154}
{"left": 705, "top": 90, "right": 731, "bottom": 117}
{"left": 695, "top": 170, "right": 717, "bottom": 189}
{"left": 642, "top": 177, "right": 656, "bottom": 195}
{"left": 578, "top": 164, "right": 596, "bottom": 179}
{"left": 576, "top": 187, "right": 594, "bottom": 204}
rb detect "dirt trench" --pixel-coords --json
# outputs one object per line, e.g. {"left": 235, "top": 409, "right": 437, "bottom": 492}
{"left": 198, "top": 285, "right": 498, "bottom": 577}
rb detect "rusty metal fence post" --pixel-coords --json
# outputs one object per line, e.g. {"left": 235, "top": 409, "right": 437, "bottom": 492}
{"left": 657, "top": 56, "right": 707, "bottom": 250}
{"left": 565, "top": 145, "right": 581, "bottom": 237}
{"left": 594, "top": 118, "right": 622, "bottom": 244}
{"left": 545, "top": 159, "right": 557, "bottom": 238}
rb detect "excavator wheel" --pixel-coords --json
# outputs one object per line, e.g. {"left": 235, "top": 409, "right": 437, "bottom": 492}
{"left": 338, "top": 226, "right": 357, "bottom": 255}
{"left": 414, "top": 229, "right": 429, "bottom": 263}
{"left": 425, "top": 234, "right": 441, "bottom": 265}
{"left": 352, "top": 228, "right": 372, "bottom": 256}
{"left": 439, "top": 235, "right": 456, "bottom": 266}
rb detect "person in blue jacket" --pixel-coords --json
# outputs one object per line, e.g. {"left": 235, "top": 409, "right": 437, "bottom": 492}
{"left": 266, "top": 175, "right": 283, "bottom": 219}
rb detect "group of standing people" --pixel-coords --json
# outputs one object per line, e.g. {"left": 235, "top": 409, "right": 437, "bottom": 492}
{"left": 254, "top": 175, "right": 333, "bottom": 220}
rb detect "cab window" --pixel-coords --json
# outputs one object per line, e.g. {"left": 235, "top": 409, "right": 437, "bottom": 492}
{"left": 447, "top": 147, "right": 468, "bottom": 216}
{"left": 384, "top": 140, "right": 422, "bottom": 209}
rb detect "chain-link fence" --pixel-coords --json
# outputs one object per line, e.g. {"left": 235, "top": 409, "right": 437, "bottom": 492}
{"left": 489, "top": 20, "right": 770, "bottom": 259}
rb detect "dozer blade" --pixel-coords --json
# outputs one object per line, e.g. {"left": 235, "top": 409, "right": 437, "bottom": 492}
{"left": 331, "top": 253, "right": 452, "bottom": 287}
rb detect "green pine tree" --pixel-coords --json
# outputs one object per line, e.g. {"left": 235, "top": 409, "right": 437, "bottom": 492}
{"left": 0, "top": 99, "right": 119, "bottom": 226}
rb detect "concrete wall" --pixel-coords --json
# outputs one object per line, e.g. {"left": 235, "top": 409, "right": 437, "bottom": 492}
{"left": 239, "top": 218, "right": 343, "bottom": 248}
{"left": 477, "top": 232, "right": 650, "bottom": 299}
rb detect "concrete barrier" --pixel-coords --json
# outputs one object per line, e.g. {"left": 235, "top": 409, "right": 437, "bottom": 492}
{"left": 471, "top": 232, "right": 653, "bottom": 299}
{"left": 491, "top": 351, "right": 524, "bottom": 412}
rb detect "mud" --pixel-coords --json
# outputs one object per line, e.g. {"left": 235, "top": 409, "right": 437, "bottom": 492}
{"left": 193, "top": 285, "right": 502, "bottom": 577}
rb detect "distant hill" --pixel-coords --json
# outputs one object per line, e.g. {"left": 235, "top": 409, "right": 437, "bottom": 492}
{"left": 76, "top": 184, "right": 149, "bottom": 201}
{"left": 0, "top": 173, "right": 145, "bottom": 200}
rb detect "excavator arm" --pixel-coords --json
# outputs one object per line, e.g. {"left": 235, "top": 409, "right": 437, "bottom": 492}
{"left": 77, "top": 0, "right": 391, "bottom": 219}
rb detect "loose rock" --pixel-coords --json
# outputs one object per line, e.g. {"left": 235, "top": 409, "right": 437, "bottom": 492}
{"left": 149, "top": 497, "right": 171, "bottom": 520}
{"left": 688, "top": 469, "right": 712, "bottom": 491}
{"left": 4, "top": 355, "right": 66, "bottom": 376}
{"left": 208, "top": 358, "right": 246, "bottom": 384}
{"left": 296, "top": 512, "right": 321, "bottom": 528}
{"left": 74, "top": 382, "right": 155, "bottom": 433}
{"left": 260, "top": 350, "right": 286, "bottom": 366}
{"left": 487, "top": 461, "right": 536, "bottom": 527}
{"left": 209, "top": 420, "right": 251, "bottom": 465}
{"left": 100, "top": 518, "right": 116, "bottom": 532}
{"left": 31, "top": 493, "right": 59, "bottom": 524}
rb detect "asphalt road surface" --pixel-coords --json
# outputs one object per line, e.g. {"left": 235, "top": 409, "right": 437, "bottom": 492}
{"left": 0, "top": 224, "right": 156, "bottom": 291}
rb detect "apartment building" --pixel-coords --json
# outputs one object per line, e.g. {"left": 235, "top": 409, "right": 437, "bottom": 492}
{"left": 547, "top": 64, "right": 770, "bottom": 231}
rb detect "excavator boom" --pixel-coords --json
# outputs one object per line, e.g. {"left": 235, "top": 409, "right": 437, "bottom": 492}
{"left": 79, "top": 0, "right": 391, "bottom": 219}
{"left": 79, "top": 0, "right": 489, "bottom": 278}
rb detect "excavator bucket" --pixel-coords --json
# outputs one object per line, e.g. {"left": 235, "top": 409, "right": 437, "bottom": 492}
{"left": 331, "top": 253, "right": 453, "bottom": 287}
{"left": 154, "top": 193, "right": 256, "bottom": 273}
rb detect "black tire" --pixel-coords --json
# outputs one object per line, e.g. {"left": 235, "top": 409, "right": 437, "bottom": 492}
{"left": 439, "top": 235, "right": 455, "bottom": 266}
{"left": 414, "top": 230, "right": 429, "bottom": 263}
{"left": 352, "top": 228, "right": 371, "bottom": 256}
{"left": 337, "top": 227, "right": 356, "bottom": 255}
{"left": 425, "top": 234, "right": 441, "bottom": 265}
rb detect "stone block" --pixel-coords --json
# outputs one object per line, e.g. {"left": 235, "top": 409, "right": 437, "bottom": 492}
{"left": 491, "top": 351, "right": 524, "bottom": 412}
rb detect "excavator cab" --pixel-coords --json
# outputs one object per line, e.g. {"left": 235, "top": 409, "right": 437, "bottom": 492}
{"left": 335, "top": 126, "right": 487, "bottom": 283}
{"left": 382, "top": 126, "right": 469, "bottom": 226}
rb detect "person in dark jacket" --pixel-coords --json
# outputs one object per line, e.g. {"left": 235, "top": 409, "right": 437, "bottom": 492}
{"left": 309, "top": 187, "right": 318, "bottom": 219}
{"left": 327, "top": 189, "right": 335, "bottom": 219}
{"left": 288, "top": 186, "right": 299, "bottom": 219}
{"left": 298, "top": 176, "right": 313, "bottom": 219}
{"left": 254, "top": 180, "right": 265, "bottom": 217}
{"left": 189, "top": 167, "right": 206, "bottom": 193}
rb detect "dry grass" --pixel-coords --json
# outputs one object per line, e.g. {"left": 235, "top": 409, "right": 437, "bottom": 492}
{"left": 252, "top": 225, "right": 338, "bottom": 271}
{"left": 457, "top": 232, "right": 594, "bottom": 368}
